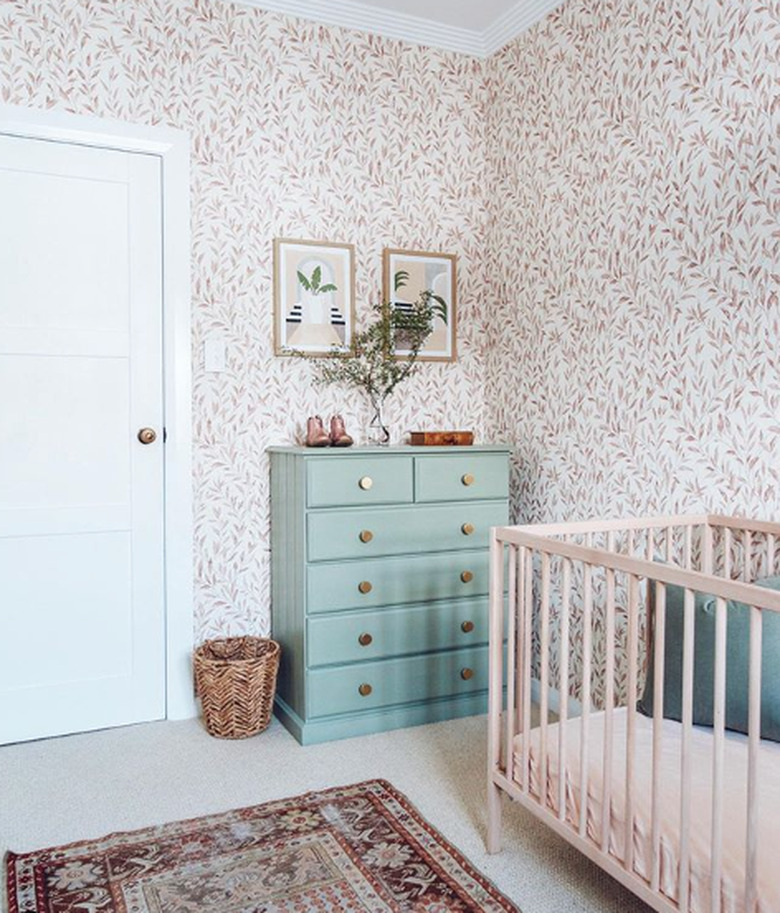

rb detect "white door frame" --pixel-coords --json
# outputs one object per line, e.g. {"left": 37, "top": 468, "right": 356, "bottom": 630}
{"left": 0, "top": 104, "right": 195, "bottom": 720}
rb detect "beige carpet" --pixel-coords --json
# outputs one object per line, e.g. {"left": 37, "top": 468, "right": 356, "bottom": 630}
{"left": 0, "top": 713, "right": 649, "bottom": 913}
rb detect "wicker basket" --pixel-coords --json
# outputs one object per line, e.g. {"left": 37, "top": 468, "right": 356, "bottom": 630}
{"left": 194, "top": 636, "right": 280, "bottom": 739}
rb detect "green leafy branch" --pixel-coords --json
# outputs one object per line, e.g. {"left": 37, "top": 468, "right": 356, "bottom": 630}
{"left": 310, "top": 291, "right": 440, "bottom": 413}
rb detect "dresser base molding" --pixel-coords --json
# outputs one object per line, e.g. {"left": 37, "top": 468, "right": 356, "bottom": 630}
{"left": 273, "top": 691, "right": 490, "bottom": 746}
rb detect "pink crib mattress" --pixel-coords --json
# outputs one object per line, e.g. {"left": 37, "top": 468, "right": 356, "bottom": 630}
{"left": 513, "top": 708, "right": 780, "bottom": 913}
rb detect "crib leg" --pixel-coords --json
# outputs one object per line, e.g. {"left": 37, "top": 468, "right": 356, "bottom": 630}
{"left": 487, "top": 779, "right": 503, "bottom": 853}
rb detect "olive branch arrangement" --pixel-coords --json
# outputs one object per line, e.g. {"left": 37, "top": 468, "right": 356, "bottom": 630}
{"left": 310, "top": 272, "right": 447, "bottom": 443}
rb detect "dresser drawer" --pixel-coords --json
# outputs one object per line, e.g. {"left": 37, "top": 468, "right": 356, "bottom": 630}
{"left": 308, "top": 645, "right": 488, "bottom": 717}
{"left": 307, "top": 501, "right": 508, "bottom": 561}
{"left": 307, "top": 598, "right": 487, "bottom": 666}
{"left": 307, "top": 456, "right": 413, "bottom": 508}
{"left": 307, "top": 551, "right": 488, "bottom": 614}
{"left": 415, "top": 453, "right": 509, "bottom": 503}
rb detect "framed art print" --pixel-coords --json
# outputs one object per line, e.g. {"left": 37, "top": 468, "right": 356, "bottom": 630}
{"left": 382, "top": 248, "right": 457, "bottom": 362}
{"left": 274, "top": 238, "right": 355, "bottom": 356}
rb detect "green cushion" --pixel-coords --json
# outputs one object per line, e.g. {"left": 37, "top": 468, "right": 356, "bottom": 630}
{"left": 638, "top": 575, "right": 780, "bottom": 742}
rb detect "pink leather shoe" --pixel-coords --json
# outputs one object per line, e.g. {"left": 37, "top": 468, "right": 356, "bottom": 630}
{"left": 305, "top": 415, "right": 330, "bottom": 447}
{"left": 329, "top": 414, "right": 354, "bottom": 447}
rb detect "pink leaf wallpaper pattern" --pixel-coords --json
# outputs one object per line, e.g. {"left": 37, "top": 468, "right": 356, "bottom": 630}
{"left": 484, "top": 0, "right": 780, "bottom": 529}
{"left": 0, "top": 0, "right": 493, "bottom": 640}
{"left": 2, "top": 0, "right": 779, "bottom": 652}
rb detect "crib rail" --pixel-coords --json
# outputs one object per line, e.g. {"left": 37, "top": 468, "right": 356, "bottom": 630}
{"left": 487, "top": 514, "right": 780, "bottom": 913}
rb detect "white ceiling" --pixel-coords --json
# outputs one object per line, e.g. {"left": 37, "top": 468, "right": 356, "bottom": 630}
{"left": 226, "top": 0, "right": 566, "bottom": 56}
{"left": 352, "top": 0, "right": 522, "bottom": 32}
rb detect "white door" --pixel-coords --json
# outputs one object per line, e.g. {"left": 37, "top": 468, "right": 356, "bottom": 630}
{"left": 0, "top": 133, "right": 166, "bottom": 744}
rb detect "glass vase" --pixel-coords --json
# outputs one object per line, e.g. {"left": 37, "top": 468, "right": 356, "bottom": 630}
{"left": 368, "top": 401, "right": 390, "bottom": 446}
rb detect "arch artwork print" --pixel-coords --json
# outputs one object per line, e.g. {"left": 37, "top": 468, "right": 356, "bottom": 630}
{"left": 274, "top": 238, "right": 355, "bottom": 356}
{"left": 383, "top": 248, "right": 457, "bottom": 362}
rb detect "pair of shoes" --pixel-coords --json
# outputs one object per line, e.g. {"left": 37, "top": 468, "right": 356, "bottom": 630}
{"left": 306, "top": 415, "right": 354, "bottom": 448}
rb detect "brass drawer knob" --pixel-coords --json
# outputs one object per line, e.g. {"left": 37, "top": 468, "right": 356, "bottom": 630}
{"left": 358, "top": 682, "right": 373, "bottom": 696}
{"left": 461, "top": 522, "right": 475, "bottom": 536}
{"left": 460, "top": 570, "right": 474, "bottom": 583}
{"left": 461, "top": 473, "right": 475, "bottom": 486}
{"left": 461, "top": 620, "right": 475, "bottom": 633}
{"left": 358, "top": 476, "right": 373, "bottom": 490}
{"left": 358, "top": 632, "right": 373, "bottom": 646}
{"left": 358, "top": 580, "right": 373, "bottom": 594}
{"left": 461, "top": 667, "right": 474, "bottom": 681}
{"left": 359, "top": 529, "right": 374, "bottom": 543}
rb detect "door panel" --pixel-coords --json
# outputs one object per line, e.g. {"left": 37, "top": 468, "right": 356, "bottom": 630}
{"left": 0, "top": 133, "right": 165, "bottom": 744}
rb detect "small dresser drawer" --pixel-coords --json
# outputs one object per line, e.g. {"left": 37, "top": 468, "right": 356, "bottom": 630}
{"left": 307, "top": 550, "right": 488, "bottom": 614}
{"left": 308, "top": 646, "right": 488, "bottom": 717}
{"left": 415, "top": 453, "right": 509, "bottom": 503}
{"left": 307, "top": 501, "right": 508, "bottom": 561}
{"left": 307, "top": 456, "right": 413, "bottom": 508}
{"left": 307, "top": 598, "right": 488, "bottom": 666}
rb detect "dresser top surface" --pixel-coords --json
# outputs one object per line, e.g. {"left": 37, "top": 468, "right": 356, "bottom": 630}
{"left": 267, "top": 444, "right": 511, "bottom": 455}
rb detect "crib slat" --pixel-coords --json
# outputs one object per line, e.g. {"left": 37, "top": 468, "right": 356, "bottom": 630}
{"left": 522, "top": 548, "right": 533, "bottom": 795}
{"left": 516, "top": 546, "right": 526, "bottom": 736}
{"left": 679, "top": 586, "right": 695, "bottom": 913}
{"left": 666, "top": 526, "right": 674, "bottom": 563}
{"left": 724, "top": 527, "right": 732, "bottom": 579}
{"left": 684, "top": 525, "right": 692, "bottom": 570}
{"left": 710, "top": 596, "right": 726, "bottom": 913}
{"left": 650, "top": 581, "right": 667, "bottom": 893}
{"left": 601, "top": 560, "right": 616, "bottom": 853}
{"left": 745, "top": 606, "right": 762, "bottom": 913}
{"left": 767, "top": 533, "right": 775, "bottom": 578}
{"left": 505, "top": 545, "right": 518, "bottom": 776}
{"left": 579, "top": 555, "right": 593, "bottom": 838}
{"left": 558, "top": 557, "right": 571, "bottom": 822}
{"left": 540, "top": 551, "right": 551, "bottom": 810}
{"left": 703, "top": 523, "right": 714, "bottom": 575}
{"left": 743, "top": 529, "right": 751, "bottom": 581}
{"left": 487, "top": 534, "right": 504, "bottom": 853}
{"left": 624, "top": 573, "right": 639, "bottom": 874}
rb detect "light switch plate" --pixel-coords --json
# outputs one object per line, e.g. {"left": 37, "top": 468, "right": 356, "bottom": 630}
{"left": 204, "top": 337, "right": 226, "bottom": 372}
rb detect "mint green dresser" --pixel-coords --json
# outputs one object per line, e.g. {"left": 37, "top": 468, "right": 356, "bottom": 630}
{"left": 269, "top": 445, "right": 510, "bottom": 744}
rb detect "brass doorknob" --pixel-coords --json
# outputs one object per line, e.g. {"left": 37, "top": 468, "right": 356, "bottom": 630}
{"left": 358, "top": 581, "right": 373, "bottom": 594}
{"left": 461, "top": 473, "right": 475, "bottom": 486}
{"left": 137, "top": 428, "right": 157, "bottom": 445}
{"left": 461, "top": 620, "right": 475, "bottom": 633}
{"left": 358, "top": 476, "right": 373, "bottom": 490}
{"left": 461, "top": 522, "right": 475, "bottom": 536}
{"left": 358, "top": 683, "right": 373, "bottom": 696}
{"left": 358, "top": 632, "right": 373, "bottom": 646}
{"left": 461, "top": 667, "right": 474, "bottom": 681}
{"left": 359, "top": 530, "right": 374, "bottom": 543}
{"left": 460, "top": 570, "right": 474, "bottom": 583}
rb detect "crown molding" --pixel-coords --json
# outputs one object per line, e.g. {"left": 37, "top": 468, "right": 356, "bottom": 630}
{"left": 223, "top": 0, "right": 486, "bottom": 56}
{"left": 483, "top": 0, "right": 565, "bottom": 54}
{"left": 219, "top": 0, "right": 566, "bottom": 58}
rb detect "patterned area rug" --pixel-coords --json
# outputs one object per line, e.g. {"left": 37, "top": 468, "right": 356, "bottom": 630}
{"left": 6, "top": 779, "right": 518, "bottom": 912}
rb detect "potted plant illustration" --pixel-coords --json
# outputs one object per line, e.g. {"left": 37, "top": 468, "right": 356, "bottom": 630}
{"left": 297, "top": 265, "right": 338, "bottom": 324}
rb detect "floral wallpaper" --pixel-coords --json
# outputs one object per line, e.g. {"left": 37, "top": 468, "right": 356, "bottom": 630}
{"left": 0, "top": 0, "right": 492, "bottom": 639}
{"left": 483, "top": 0, "right": 780, "bottom": 701}
{"left": 484, "top": 0, "right": 780, "bottom": 527}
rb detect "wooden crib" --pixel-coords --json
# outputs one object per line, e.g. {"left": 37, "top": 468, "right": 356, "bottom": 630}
{"left": 487, "top": 515, "right": 780, "bottom": 913}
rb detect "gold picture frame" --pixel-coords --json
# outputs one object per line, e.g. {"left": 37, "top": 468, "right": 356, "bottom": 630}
{"left": 274, "top": 238, "right": 356, "bottom": 356}
{"left": 382, "top": 248, "right": 457, "bottom": 362}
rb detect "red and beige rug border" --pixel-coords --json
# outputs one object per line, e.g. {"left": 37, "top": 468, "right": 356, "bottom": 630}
{"left": 5, "top": 778, "right": 518, "bottom": 913}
